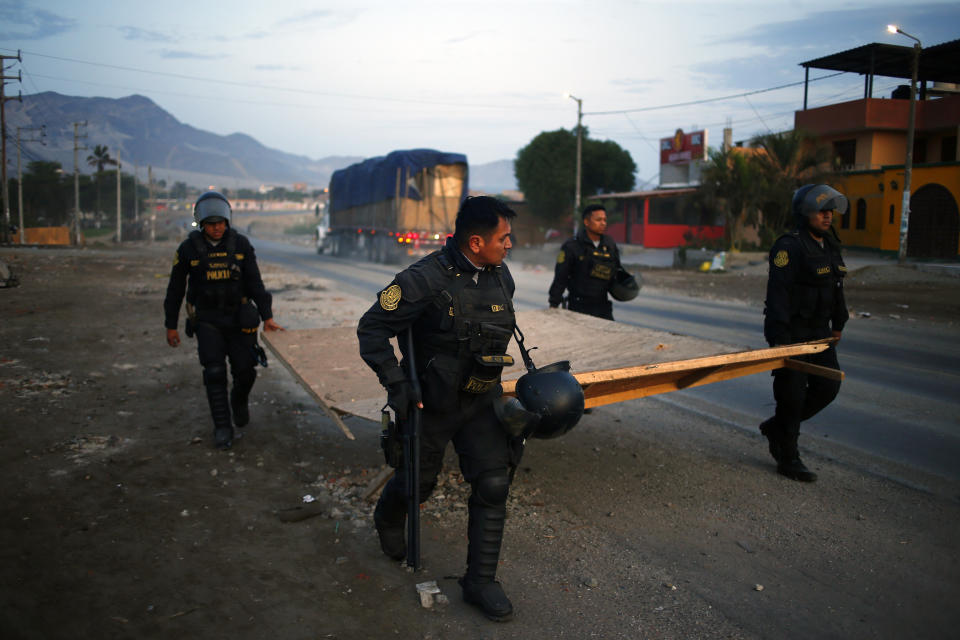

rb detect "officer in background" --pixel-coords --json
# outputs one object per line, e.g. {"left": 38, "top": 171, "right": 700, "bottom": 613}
{"left": 357, "top": 196, "right": 520, "bottom": 622}
{"left": 548, "top": 204, "right": 630, "bottom": 320}
{"left": 164, "top": 191, "right": 283, "bottom": 450}
{"left": 760, "top": 184, "right": 849, "bottom": 482}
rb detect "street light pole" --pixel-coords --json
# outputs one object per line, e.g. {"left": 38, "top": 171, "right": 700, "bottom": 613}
{"left": 566, "top": 93, "right": 583, "bottom": 234}
{"left": 888, "top": 24, "right": 921, "bottom": 263}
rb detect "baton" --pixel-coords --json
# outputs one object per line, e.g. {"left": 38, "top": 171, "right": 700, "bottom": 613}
{"left": 404, "top": 327, "right": 422, "bottom": 570}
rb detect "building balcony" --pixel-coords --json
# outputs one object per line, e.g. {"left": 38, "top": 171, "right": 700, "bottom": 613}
{"left": 795, "top": 94, "right": 960, "bottom": 136}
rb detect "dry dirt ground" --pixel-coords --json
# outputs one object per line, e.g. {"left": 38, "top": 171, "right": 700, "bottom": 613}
{"left": 1, "top": 240, "right": 959, "bottom": 640}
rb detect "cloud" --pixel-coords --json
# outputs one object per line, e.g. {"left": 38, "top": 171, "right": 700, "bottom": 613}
{"left": 254, "top": 63, "right": 303, "bottom": 71}
{"left": 730, "top": 3, "right": 960, "bottom": 52}
{"left": 273, "top": 8, "right": 360, "bottom": 30}
{"left": 611, "top": 77, "right": 660, "bottom": 94}
{"left": 118, "top": 25, "right": 173, "bottom": 43}
{"left": 157, "top": 49, "right": 225, "bottom": 60}
{"left": 275, "top": 9, "right": 334, "bottom": 27}
{"left": 700, "top": 2, "right": 960, "bottom": 92}
{"left": 0, "top": 1, "right": 75, "bottom": 40}
{"left": 444, "top": 30, "right": 491, "bottom": 45}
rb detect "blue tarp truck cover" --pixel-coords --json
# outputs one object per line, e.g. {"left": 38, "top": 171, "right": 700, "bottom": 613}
{"left": 329, "top": 149, "right": 468, "bottom": 213}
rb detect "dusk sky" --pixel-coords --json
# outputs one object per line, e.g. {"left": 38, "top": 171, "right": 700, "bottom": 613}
{"left": 2, "top": 0, "right": 958, "bottom": 188}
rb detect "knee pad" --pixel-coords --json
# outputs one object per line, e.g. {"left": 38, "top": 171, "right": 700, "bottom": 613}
{"left": 472, "top": 470, "right": 510, "bottom": 508}
{"left": 203, "top": 364, "right": 228, "bottom": 387}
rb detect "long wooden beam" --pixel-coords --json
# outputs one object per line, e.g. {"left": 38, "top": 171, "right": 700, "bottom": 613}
{"left": 502, "top": 340, "right": 840, "bottom": 409}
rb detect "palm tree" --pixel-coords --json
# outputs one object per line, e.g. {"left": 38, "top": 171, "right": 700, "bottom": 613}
{"left": 86, "top": 144, "right": 118, "bottom": 216}
{"left": 696, "top": 146, "right": 761, "bottom": 251}
{"left": 750, "top": 130, "right": 834, "bottom": 240}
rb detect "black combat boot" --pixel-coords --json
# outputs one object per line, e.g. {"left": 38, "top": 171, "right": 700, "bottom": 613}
{"left": 461, "top": 502, "right": 513, "bottom": 622}
{"left": 759, "top": 417, "right": 782, "bottom": 462}
{"left": 775, "top": 434, "right": 816, "bottom": 482}
{"left": 205, "top": 380, "right": 233, "bottom": 450}
{"left": 373, "top": 488, "right": 407, "bottom": 561}
{"left": 231, "top": 368, "right": 256, "bottom": 428}
{"left": 777, "top": 457, "right": 818, "bottom": 482}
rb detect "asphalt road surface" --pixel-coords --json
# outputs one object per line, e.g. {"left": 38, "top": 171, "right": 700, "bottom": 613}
{"left": 253, "top": 238, "right": 960, "bottom": 493}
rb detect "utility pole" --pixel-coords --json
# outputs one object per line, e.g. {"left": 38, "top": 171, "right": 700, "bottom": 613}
{"left": 886, "top": 25, "right": 922, "bottom": 264}
{"left": 133, "top": 163, "right": 139, "bottom": 222}
{"left": 565, "top": 93, "right": 583, "bottom": 235}
{"left": 116, "top": 151, "right": 122, "bottom": 243}
{"left": 73, "top": 121, "right": 88, "bottom": 245}
{"left": 1, "top": 50, "right": 23, "bottom": 244}
{"left": 148, "top": 165, "right": 155, "bottom": 242}
{"left": 16, "top": 125, "right": 45, "bottom": 244}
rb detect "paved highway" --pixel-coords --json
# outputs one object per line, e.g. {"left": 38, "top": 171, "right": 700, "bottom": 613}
{"left": 254, "top": 238, "right": 960, "bottom": 486}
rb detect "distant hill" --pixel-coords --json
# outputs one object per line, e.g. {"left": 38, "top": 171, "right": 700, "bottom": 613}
{"left": 5, "top": 92, "right": 362, "bottom": 189}
{"left": 470, "top": 159, "right": 517, "bottom": 194}
{"left": 5, "top": 91, "right": 519, "bottom": 194}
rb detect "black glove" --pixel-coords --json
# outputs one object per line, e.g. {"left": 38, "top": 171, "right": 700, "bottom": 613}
{"left": 387, "top": 380, "right": 417, "bottom": 418}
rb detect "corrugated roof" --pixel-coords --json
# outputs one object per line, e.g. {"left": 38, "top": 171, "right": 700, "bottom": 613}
{"left": 800, "top": 39, "right": 960, "bottom": 84}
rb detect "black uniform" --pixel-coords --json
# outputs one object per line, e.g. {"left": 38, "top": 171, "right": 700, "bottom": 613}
{"left": 548, "top": 229, "right": 622, "bottom": 320}
{"left": 357, "top": 237, "right": 521, "bottom": 592}
{"left": 762, "top": 228, "right": 848, "bottom": 461}
{"left": 164, "top": 228, "right": 274, "bottom": 438}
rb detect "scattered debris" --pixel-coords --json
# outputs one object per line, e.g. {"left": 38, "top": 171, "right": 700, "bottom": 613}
{"left": 754, "top": 584, "right": 764, "bottom": 592}
{"left": 416, "top": 580, "right": 444, "bottom": 608}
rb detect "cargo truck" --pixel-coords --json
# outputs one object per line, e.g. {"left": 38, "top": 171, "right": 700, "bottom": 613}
{"left": 318, "top": 149, "right": 468, "bottom": 263}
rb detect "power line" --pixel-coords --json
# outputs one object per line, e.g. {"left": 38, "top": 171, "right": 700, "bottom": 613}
{"left": 584, "top": 72, "right": 846, "bottom": 116}
{"left": 2, "top": 48, "right": 564, "bottom": 112}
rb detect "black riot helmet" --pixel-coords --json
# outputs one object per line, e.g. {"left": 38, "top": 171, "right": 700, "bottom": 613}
{"left": 515, "top": 361, "right": 585, "bottom": 439}
{"left": 194, "top": 191, "right": 233, "bottom": 227}
{"left": 791, "top": 184, "right": 848, "bottom": 230}
{"left": 610, "top": 267, "right": 641, "bottom": 301}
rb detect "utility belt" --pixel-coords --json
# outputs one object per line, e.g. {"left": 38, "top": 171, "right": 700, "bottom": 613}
{"left": 458, "top": 322, "right": 514, "bottom": 394}
{"left": 185, "top": 297, "right": 259, "bottom": 336}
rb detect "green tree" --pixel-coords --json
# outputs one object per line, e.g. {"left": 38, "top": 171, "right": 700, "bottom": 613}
{"left": 86, "top": 144, "right": 117, "bottom": 216}
{"left": 696, "top": 147, "right": 760, "bottom": 251}
{"left": 22, "top": 161, "right": 71, "bottom": 226}
{"left": 170, "top": 181, "right": 189, "bottom": 200}
{"left": 515, "top": 128, "right": 636, "bottom": 222}
{"left": 750, "top": 130, "right": 833, "bottom": 239}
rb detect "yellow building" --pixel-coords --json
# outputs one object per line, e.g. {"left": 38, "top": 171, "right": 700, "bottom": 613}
{"left": 797, "top": 39, "right": 960, "bottom": 258}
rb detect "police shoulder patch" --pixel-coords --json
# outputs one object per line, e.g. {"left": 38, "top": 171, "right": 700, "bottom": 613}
{"left": 379, "top": 284, "right": 402, "bottom": 311}
{"left": 773, "top": 250, "right": 789, "bottom": 268}
{"left": 172, "top": 251, "right": 179, "bottom": 266}
{"left": 556, "top": 251, "right": 565, "bottom": 264}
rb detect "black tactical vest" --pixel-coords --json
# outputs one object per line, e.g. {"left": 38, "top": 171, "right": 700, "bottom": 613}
{"left": 569, "top": 240, "right": 617, "bottom": 300}
{"left": 785, "top": 231, "right": 847, "bottom": 328}
{"left": 410, "top": 252, "right": 516, "bottom": 404}
{"left": 187, "top": 230, "right": 244, "bottom": 313}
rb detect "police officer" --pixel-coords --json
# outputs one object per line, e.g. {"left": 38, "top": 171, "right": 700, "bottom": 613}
{"left": 164, "top": 191, "right": 283, "bottom": 450}
{"left": 760, "top": 184, "right": 849, "bottom": 482}
{"left": 548, "top": 204, "right": 624, "bottom": 320}
{"left": 357, "top": 196, "right": 520, "bottom": 622}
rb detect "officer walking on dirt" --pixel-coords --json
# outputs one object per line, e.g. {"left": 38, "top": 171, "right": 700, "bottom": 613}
{"left": 357, "top": 196, "right": 521, "bottom": 622}
{"left": 164, "top": 191, "right": 283, "bottom": 450}
{"left": 759, "top": 184, "right": 849, "bottom": 482}
{"left": 548, "top": 204, "right": 637, "bottom": 320}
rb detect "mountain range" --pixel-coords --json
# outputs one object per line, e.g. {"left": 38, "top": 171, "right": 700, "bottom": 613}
{"left": 4, "top": 92, "right": 517, "bottom": 194}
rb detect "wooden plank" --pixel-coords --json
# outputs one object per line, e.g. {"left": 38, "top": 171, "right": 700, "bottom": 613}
{"left": 502, "top": 341, "right": 838, "bottom": 409}
{"left": 259, "top": 309, "right": 842, "bottom": 437}
{"left": 784, "top": 358, "right": 845, "bottom": 381}
{"left": 261, "top": 327, "right": 363, "bottom": 440}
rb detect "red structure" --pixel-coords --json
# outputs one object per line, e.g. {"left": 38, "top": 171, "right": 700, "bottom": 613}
{"left": 602, "top": 188, "right": 723, "bottom": 248}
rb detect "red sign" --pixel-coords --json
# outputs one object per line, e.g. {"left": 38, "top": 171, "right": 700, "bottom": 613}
{"left": 659, "top": 129, "right": 706, "bottom": 165}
